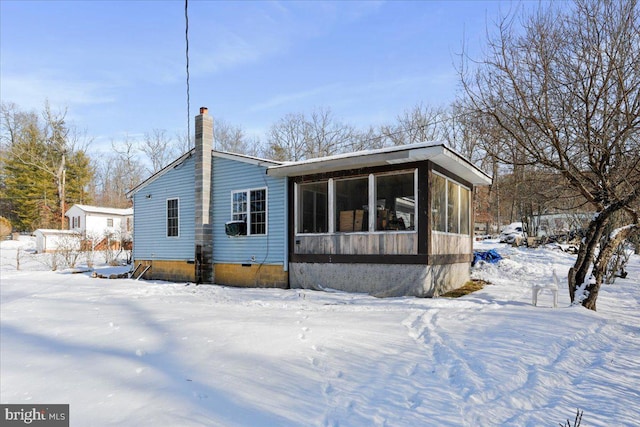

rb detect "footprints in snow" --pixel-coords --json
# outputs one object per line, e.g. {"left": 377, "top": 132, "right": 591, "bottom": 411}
{"left": 403, "top": 309, "right": 488, "bottom": 407}
{"left": 299, "top": 326, "right": 310, "bottom": 340}
{"left": 297, "top": 311, "right": 348, "bottom": 418}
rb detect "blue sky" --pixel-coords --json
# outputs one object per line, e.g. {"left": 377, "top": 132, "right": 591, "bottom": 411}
{"left": 1, "top": 1, "right": 515, "bottom": 154}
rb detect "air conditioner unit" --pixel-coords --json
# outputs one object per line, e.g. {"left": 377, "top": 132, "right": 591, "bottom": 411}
{"left": 225, "top": 220, "right": 246, "bottom": 237}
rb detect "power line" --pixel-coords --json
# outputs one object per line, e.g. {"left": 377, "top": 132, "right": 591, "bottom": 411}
{"left": 185, "top": 0, "right": 191, "bottom": 145}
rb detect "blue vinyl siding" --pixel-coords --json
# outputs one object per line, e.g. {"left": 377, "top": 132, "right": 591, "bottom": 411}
{"left": 132, "top": 156, "right": 195, "bottom": 260}
{"left": 212, "top": 157, "right": 286, "bottom": 265}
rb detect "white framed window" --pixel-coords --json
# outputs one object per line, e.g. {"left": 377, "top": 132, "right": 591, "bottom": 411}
{"left": 231, "top": 188, "right": 267, "bottom": 236}
{"left": 167, "top": 198, "right": 179, "bottom": 237}
{"left": 232, "top": 192, "right": 247, "bottom": 221}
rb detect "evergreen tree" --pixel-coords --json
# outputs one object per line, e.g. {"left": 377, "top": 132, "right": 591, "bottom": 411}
{"left": 1, "top": 102, "right": 94, "bottom": 230}
{"left": 65, "top": 150, "right": 94, "bottom": 205}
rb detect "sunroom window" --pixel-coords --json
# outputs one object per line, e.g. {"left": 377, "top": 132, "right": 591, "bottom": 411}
{"left": 335, "top": 177, "right": 368, "bottom": 232}
{"left": 431, "top": 172, "right": 471, "bottom": 235}
{"left": 375, "top": 172, "right": 415, "bottom": 231}
{"left": 431, "top": 174, "right": 447, "bottom": 232}
{"left": 460, "top": 186, "right": 470, "bottom": 235}
{"left": 298, "top": 182, "right": 328, "bottom": 233}
{"left": 447, "top": 180, "right": 460, "bottom": 234}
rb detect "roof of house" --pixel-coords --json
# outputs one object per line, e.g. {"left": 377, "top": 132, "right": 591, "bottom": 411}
{"left": 266, "top": 142, "right": 493, "bottom": 185}
{"left": 34, "top": 229, "right": 81, "bottom": 235}
{"left": 126, "top": 149, "right": 283, "bottom": 198}
{"left": 65, "top": 204, "right": 133, "bottom": 216}
{"left": 127, "top": 143, "right": 491, "bottom": 198}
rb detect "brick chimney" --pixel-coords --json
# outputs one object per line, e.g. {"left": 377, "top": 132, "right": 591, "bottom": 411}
{"left": 194, "top": 107, "right": 213, "bottom": 283}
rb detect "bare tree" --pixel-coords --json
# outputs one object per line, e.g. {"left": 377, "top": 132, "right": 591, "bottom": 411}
{"left": 462, "top": 0, "right": 640, "bottom": 310}
{"left": 265, "top": 108, "right": 355, "bottom": 161}
{"left": 140, "top": 129, "right": 178, "bottom": 175}
{"left": 265, "top": 113, "right": 310, "bottom": 161}
{"left": 175, "top": 130, "right": 193, "bottom": 155}
{"left": 172, "top": 118, "right": 261, "bottom": 158}
{"left": 446, "top": 100, "right": 491, "bottom": 166}
{"left": 304, "top": 107, "right": 355, "bottom": 158}
{"left": 94, "top": 137, "right": 144, "bottom": 208}
{"left": 395, "top": 103, "right": 449, "bottom": 145}
{"left": 213, "top": 118, "right": 246, "bottom": 153}
{"left": 350, "top": 125, "right": 387, "bottom": 152}
{"left": 367, "top": 103, "right": 451, "bottom": 149}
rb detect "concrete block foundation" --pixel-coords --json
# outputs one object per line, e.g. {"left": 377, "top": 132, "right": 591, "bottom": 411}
{"left": 214, "top": 263, "right": 288, "bottom": 288}
{"left": 289, "top": 262, "right": 470, "bottom": 297}
{"left": 134, "top": 260, "right": 196, "bottom": 282}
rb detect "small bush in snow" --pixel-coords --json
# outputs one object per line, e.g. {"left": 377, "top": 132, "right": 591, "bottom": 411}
{"left": 0, "top": 216, "right": 11, "bottom": 239}
{"left": 559, "top": 408, "right": 583, "bottom": 427}
{"left": 56, "top": 232, "right": 83, "bottom": 269}
{"left": 43, "top": 250, "right": 62, "bottom": 271}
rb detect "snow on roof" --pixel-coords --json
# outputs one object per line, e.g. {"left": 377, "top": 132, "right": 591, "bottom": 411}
{"left": 33, "top": 229, "right": 80, "bottom": 235}
{"left": 273, "top": 141, "right": 446, "bottom": 168}
{"left": 213, "top": 149, "right": 283, "bottom": 167}
{"left": 267, "top": 141, "right": 492, "bottom": 185}
{"left": 67, "top": 204, "right": 133, "bottom": 216}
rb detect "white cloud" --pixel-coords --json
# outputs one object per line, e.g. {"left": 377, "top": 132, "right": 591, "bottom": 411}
{"left": 250, "top": 72, "right": 454, "bottom": 114}
{"left": 248, "top": 83, "right": 343, "bottom": 112}
{"left": 0, "top": 71, "right": 117, "bottom": 111}
{"left": 186, "top": 1, "right": 384, "bottom": 77}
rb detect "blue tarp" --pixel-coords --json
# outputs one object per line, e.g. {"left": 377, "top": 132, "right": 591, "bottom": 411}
{"left": 472, "top": 249, "right": 502, "bottom": 267}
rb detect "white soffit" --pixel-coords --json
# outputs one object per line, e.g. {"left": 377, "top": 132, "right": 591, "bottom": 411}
{"left": 267, "top": 143, "right": 492, "bottom": 185}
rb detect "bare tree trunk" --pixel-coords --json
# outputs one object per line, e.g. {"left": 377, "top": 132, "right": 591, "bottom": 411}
{"left": 582, "top": 224, "right": 640, "bottom": 310}
{"left": 569, "top": 212, "right": 608, "bottom": 302}
{"left": 58, "top": 163, "right": 65, "bottom": 229}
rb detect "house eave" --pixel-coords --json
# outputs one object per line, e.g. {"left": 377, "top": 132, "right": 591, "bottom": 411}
{"left": 126, "top": 149, "right": 285, "bottom": 199}
{"left": 266, "top": 142, "right": 492, "bottom": 185}
{"left": 213, "top": 150, "right": 283, "bottom": 167}
{"left": 126, "top": 150, "right": 195, "bottom": 198}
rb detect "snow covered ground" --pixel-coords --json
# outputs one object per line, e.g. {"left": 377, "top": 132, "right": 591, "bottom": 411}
{"left": 1, "top": 237, "right": 639, "bottom": 426}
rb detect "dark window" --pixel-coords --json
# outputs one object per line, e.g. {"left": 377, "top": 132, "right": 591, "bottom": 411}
{"left": 250, "top": 189, "right": 266, "bottom": 235}
{"left": 298, "top": 182, "right": 328, "bottom": 233}
{"left": 167, "top": 198, "right": 179, "bottom": 237}
{"left": 375, "top": 172, "right": 415, "bottom": 231}
{"left": 335, "top": 177, "right": 368, "bottom": 232}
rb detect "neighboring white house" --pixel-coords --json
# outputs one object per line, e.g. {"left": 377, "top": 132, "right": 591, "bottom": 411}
{"left": 34, "top": 229, "right": 80, "bottom": 253}
{"left": 65, "top": 204, "right": 133, "bottom": 241}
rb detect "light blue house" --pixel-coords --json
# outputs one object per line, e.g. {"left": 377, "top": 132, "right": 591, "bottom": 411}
{"left": 127, "top": 107, "right": 288, "bottom": 287}
{"left": 128, "top": 107, "right": 492, "bottom": 296}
